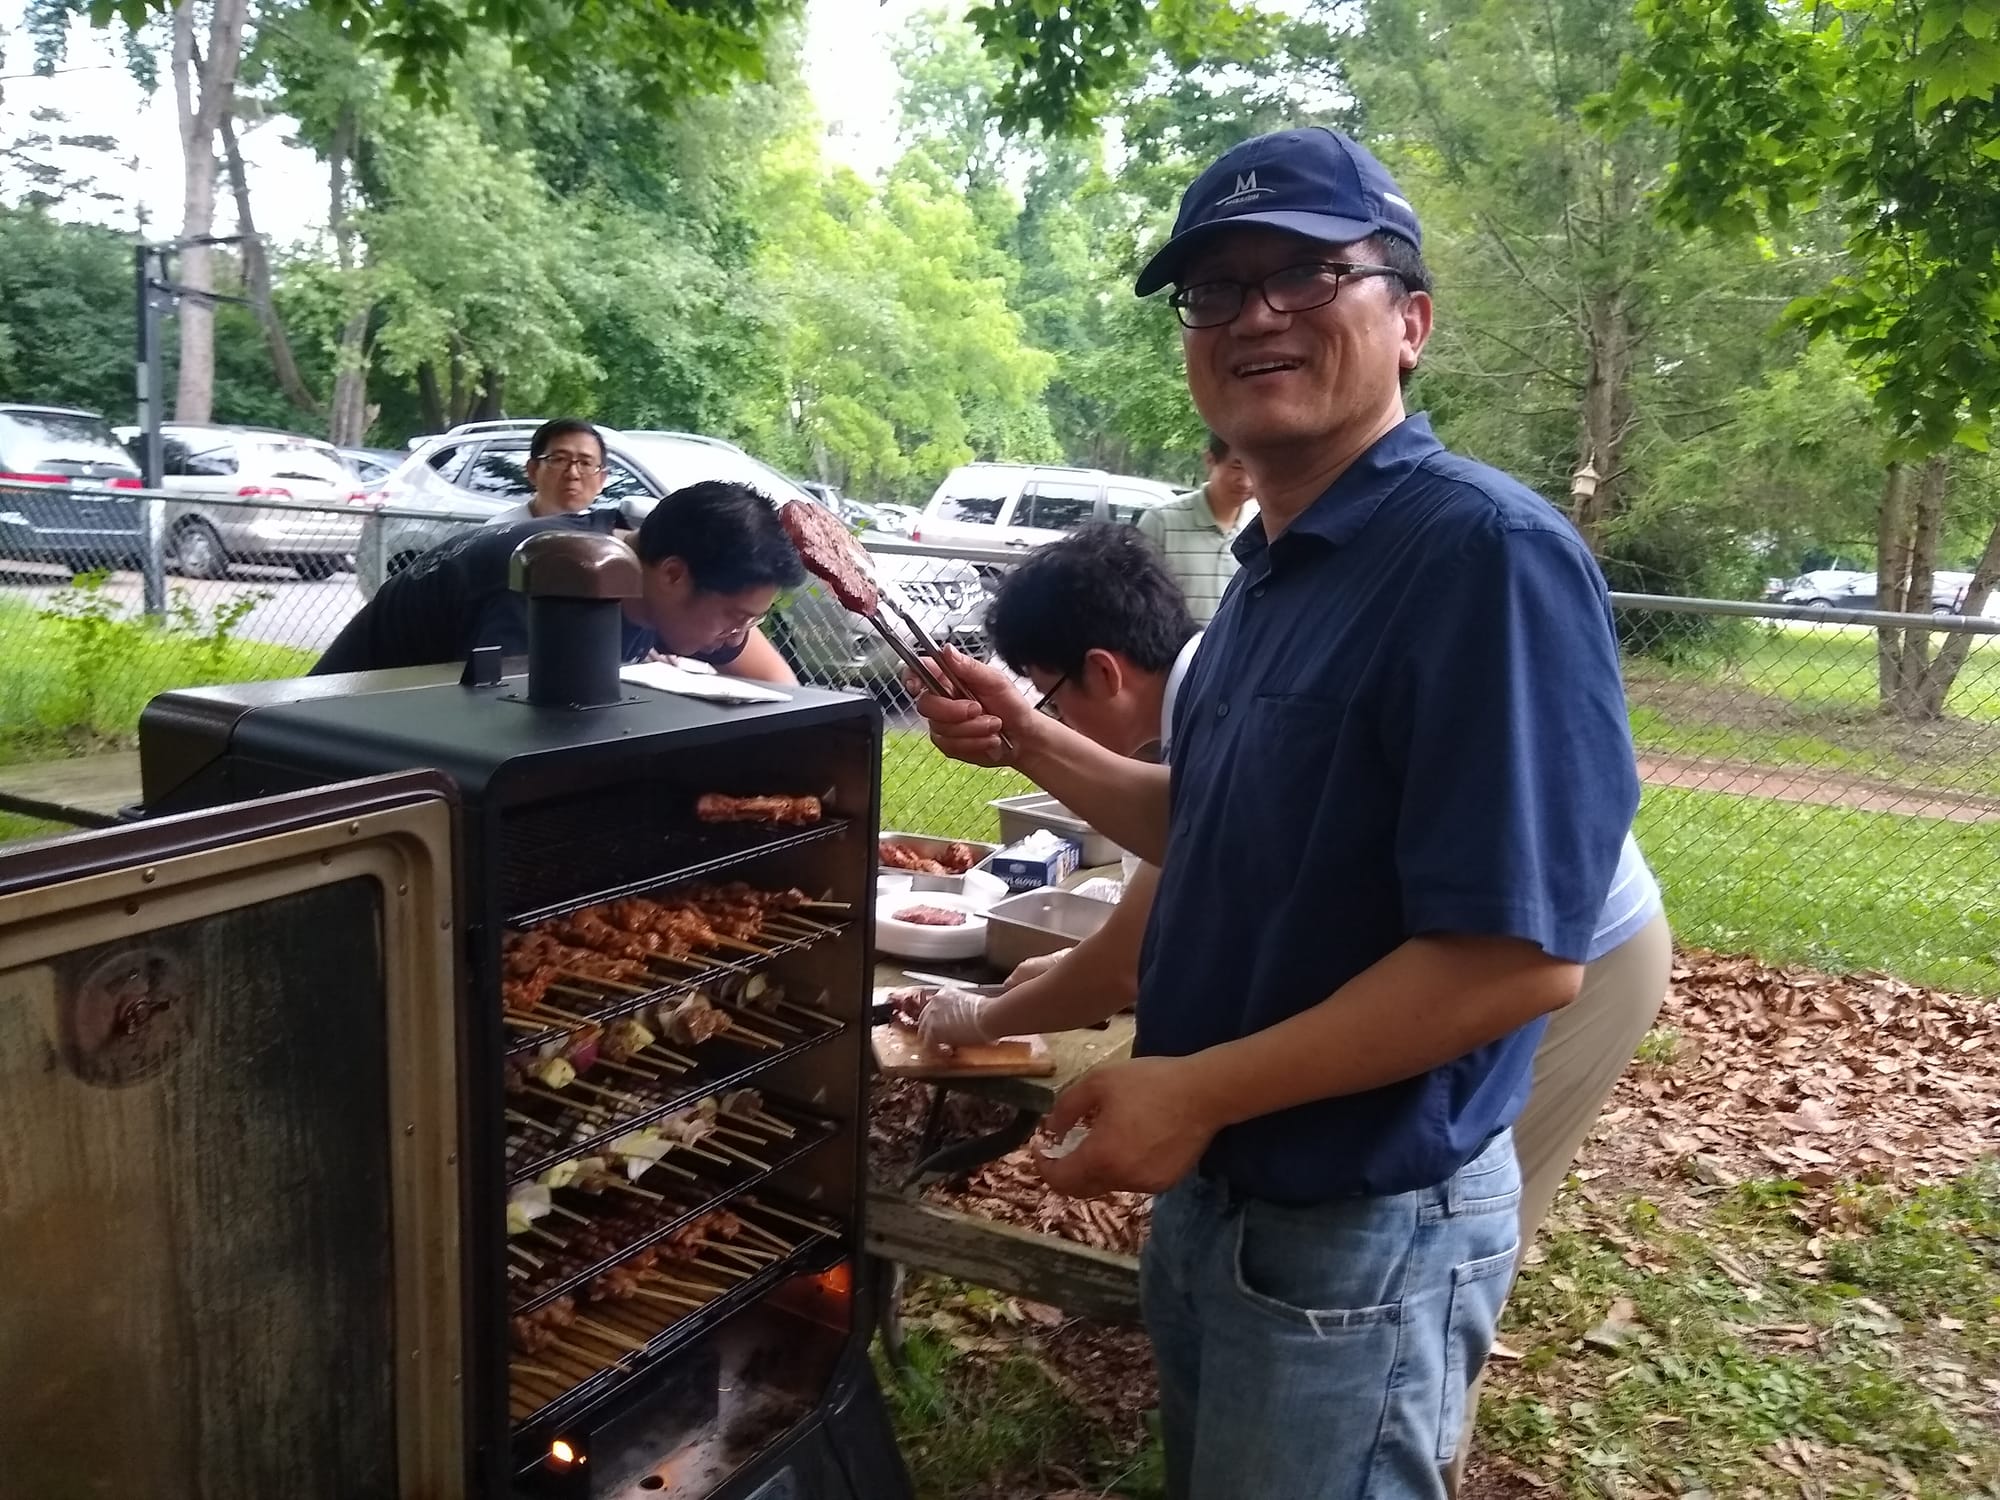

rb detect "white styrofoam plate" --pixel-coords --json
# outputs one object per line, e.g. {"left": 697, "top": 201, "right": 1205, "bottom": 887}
{"left": 875, "top": 884, "right": 987, "bottom": 960}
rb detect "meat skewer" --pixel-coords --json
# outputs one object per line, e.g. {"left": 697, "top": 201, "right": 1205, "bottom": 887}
{"left": 694, "top": 793, "right": 823, "bottom": 825}
{"left": 777, "top": 498, "right": 972, "bottom": 701}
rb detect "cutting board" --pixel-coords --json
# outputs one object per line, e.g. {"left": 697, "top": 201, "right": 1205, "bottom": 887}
{"left": 871, "top": 1023, "right": 1054, "bottom": 1079}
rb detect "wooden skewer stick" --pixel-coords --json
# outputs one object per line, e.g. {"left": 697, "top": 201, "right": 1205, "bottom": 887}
{"left": 639, "top": 1042, "right": 700, "bottom": 1070}
{"left": 514, "top": 1361, "right": 573, "bottom": 1385}
{"left": 573, "top": 1078, "right": 649, "bottom": 1108}
{"left": 508, "top": 1265, "right": 528, "bottom": 1281}
{"left": 503, "top": 1013, "right": 557, "bottom": 1031}
{"left": 548, "top": 1203, "right": 593, "bottom": 1226}
{"left": 722, "top": 1004, "right": 802, "bottom": 1034}
{"left": 672, "top": 1141, "right": 734, "bottom": 1167}
{"left": 528, "top": 1226, "right": 572, "bottom": 1251}
{"left": 532, "top": 1000, "right": 608, "bottom": 1027}
{"left": 741, "top": 1200, "right": 837, "bottom": 1238}
{"left": 518, "top": 1084, "right": 608, "bottom": 1117}
{"left": 714, "top": 1241, "right": 777, "bottom": 1266}
{"left": 550, "top": 1335, "right": 624, "bottom": 1370}
{"left": 606, "top": 1178, "right": 666, "bottom": 1203}
{"left": 706, "top": 936, "right": 776, "bottom": 956}
{"left": 710, "top": 1123, "right": 770, "bottom": 1145}
{"left": 746, "top": 1110, "right": 797, "bottom": 1137}
{"left": 510, "top": 1243, "right": 545, "bottom": 1267}
{"left": 632, "top": 1286, "right": 705, "bottom": 1310}
{"left": 768, "top": 995, "right": 841, "bottom": 1027}
{"left": 641, "top": 1157, "right": 700, "bottom": 1181}
{"left": 709, "top": 1140, "right": 772, "bottom": 1171}
{"left": 595, "top": 1055, "right": 664, "bottom": 1080}
{"left": 507, "top": 1109, "right": 563, "bottom": 1136}
{"left": 576, "top": 1316, "right": 650, "bottom": 1353}
{"left": 558, "top": 969, "right": 653, "bottom": 995}
{"left": 646, "top": 1271, "right": 729, "bottom": 1298}
{"left": 796, "top": 899, "right": 850, "bottom": 912}
{"left": 688, "top": 1255, "right": 755, "bottom": 1281}
{"left": 725, "top": 1022, "right": 786, "bottom": 1050}
{"left": 729, "top": 1218, "right": 794, "bottom": 1253}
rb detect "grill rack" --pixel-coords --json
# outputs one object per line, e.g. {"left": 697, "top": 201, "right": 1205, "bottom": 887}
{"left": 510, "top": 1106, "right": 837, "bottom": 1314}
{"left": 511, "top": 1217, "right": 841, "bottom": 1447}
{"left": 502, "top": 814, "right": 851, "bottom": 926}
{"left": 505, "top": 1017, "right": 845, "bottom": 1186}
{"left": 503, "top": 920, "right": 848, "bottom": 1058}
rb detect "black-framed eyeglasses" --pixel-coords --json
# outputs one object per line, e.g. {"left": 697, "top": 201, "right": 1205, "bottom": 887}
{"left": 1034, "top": 674, "right": 1070, "bottom": 719}
{"left": 1169, "top": 261, "right": 1407, "bottom": 330}
{"left": 532, "top": 453, "right": 604, "bottom": 475}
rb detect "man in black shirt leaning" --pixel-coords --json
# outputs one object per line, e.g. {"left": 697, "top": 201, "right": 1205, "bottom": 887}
{"left": 313, "top": 479, "right": 804, "bottom": 682}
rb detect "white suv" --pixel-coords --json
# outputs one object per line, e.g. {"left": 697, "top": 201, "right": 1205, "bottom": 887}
{"left": 912, "top": 462, "right": 1179, "bottom": 551}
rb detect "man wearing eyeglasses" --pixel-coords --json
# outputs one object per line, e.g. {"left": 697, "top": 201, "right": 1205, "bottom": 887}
{"left": 482, "top": 418, "right": 612, "bottom": 526}
{"left": 910, "top": 127, "right": 1645, "bottom": 1498}
{"left": 314, "top": 479, "right": 801, "bottom": 682}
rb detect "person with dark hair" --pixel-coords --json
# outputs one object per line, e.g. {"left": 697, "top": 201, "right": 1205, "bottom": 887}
{"left": 482, "top": 419, "right": 610, "bottom": 525}
{"left": 313, "top": 479, "right": 803, "bottom": 682}
{"left": 1135, "top": 431, "right": 1256, "bottom": 623}
{"left": 984, "top": 525, "right": 1199, "bottom": 758}
{"left": 910, "top": 125, "right": 1666, "bottom": 1498}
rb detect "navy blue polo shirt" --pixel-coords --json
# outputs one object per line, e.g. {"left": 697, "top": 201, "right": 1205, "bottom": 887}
{"left": 1136, "top": 415, "right": 1638, "bottom": 1204}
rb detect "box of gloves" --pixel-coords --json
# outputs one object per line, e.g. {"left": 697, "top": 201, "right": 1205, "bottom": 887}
{"left": 988, "top": 828, "right": 1082, "bottom": 893}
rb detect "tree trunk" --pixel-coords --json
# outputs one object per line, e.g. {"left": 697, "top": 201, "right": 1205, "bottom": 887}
{"left": 326, "top": 104, "right": 372, "bottom": 447}
{"left": 1876, "top": 457, "right": 1951, "bottom": 718}
{"left": 1917, "top": 507, "right": 2000, "bottom": 718}
{"left": 471, "top": 369, "right": 505, "bottom": 422}
{"left": 1875, "top": 462, "right": 1910, "bottom": 703}
{"left": 1572, "top": 289, "right": 1631, "bottom": 555}
{"left": 169, "top": 0, "right": 250, "bottom": 425}
{"left": 218, "top": 107, "right": 318, "bottom": 415}
{"left": 417, "top": 362, "right": 445, "bottom": 434}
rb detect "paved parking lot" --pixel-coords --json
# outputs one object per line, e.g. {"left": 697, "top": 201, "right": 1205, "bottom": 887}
{"left": 0, "top": 562, "right": 364, "bottom": 653}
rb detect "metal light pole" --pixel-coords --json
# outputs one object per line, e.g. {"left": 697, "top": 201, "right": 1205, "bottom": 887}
{"left": 134, "top": 243, "right": 169, "bottom": 617}
{"left": 132, "top": 234, "right": 257, "bottom": 619}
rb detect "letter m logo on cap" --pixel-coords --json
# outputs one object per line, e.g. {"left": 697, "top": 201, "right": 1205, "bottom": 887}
{"left": 1215, "top": 171, "right": 1274, "bottom": 209}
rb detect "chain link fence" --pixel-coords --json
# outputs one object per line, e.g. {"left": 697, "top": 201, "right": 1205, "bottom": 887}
{"left": 3, "top": 480, "right": 1997, "bottom": 993}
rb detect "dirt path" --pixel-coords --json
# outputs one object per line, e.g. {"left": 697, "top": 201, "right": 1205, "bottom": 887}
{"left": 1637, "top": 750, "right": 2000, "bottom": 822}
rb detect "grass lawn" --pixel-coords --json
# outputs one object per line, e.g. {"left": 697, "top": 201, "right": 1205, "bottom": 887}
{"left": 882, "top": 728, "right": 1035, "bottom": 842}
{"left": 1637, "top": 784, "right": 2000, "bottom": 993}
{"left": 882, "top": 1167, "right": 2000, "bottom": 1498}
{"left": 1625, "top": 622, "right": 2000, "bottom": 793}
{"left": 0, "top": 593, "right": 311, "bottom": 766}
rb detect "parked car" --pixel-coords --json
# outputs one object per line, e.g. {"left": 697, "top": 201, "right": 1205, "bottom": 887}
{"left": 114, "top": 423, "right": 368, "bottom": 580}
{"left": 338, "top": 446, "right": 406, "bottom": 489}
{"left": 911, "top": 462, "right": 1179, "bottom": 551}
{"left": 358, "top": 420, "right": 985, "bottom": 687}
{"left": 0, "top": 404, "right": 146, "bottom": 567}
{"left": 1779, "top": 568, "right": 1965, "bottom": 614}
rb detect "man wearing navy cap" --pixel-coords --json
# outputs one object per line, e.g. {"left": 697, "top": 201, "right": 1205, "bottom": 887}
{"left": 912, "top": 126, "right": 1640, "bottom": 1497}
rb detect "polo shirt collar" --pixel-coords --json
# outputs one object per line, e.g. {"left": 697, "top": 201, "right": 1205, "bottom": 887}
{"left": 1231, "top": 414, "right": 1445, "bottom": 567}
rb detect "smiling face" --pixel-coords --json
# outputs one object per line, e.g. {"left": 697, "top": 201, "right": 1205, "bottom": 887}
{"left": 1179, "top": 227, "right": 1430, "bottom": 468}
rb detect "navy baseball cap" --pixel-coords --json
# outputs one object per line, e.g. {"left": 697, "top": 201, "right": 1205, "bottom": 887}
{"left": 1134, "top": 126, "right": 1422, "bottom": 296}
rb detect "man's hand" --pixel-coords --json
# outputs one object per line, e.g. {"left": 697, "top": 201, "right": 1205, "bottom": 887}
{"left": 1003, "top": 951, "right": 1069, "bottom": 990}
{"left": 1033, "top": 1055, "right": 1224, "bottom": 1198}
{"left": 906, "top": 647, "right": 1040, "bottom": 767}
{"left": 915, "top": 989, "right": 997, "bottom": 1048}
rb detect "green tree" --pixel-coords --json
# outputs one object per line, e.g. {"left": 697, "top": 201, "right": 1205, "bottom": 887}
{"left": 1611, "top": 0, "right": 2000, "bottom": 716}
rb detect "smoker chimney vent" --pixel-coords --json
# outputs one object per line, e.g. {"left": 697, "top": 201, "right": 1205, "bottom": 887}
{"left": 508, "top": 530, "right": 642, "bottom": 708}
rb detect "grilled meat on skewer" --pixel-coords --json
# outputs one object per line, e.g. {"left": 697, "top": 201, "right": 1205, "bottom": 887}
{"left": 778, "top": 501, "right": 878, "bottom": 615}
{"left": 694, "top": 793, "right": 823, "bottom": 826}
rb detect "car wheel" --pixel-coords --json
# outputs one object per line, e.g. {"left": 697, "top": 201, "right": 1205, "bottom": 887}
{"left": 1932, "top": 604, "right": 1954, "bottom": 617}
{"left": 172, "top": 519, "right": 230, "bottom": 580}
{"left": 294, "top": 556, "right": 339, "bottom": 581}
{"left": 1805, "top": 596, "right": 1833, "bottom": 608}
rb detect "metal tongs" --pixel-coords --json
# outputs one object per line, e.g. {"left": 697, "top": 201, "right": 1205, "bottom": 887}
{"left": 868, "top": 575, "right": 968, "bottom": 700}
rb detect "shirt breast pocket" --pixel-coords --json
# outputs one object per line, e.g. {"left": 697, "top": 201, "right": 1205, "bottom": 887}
{"left": 1202, "top": 694, "right": 1349, "bottom": 864}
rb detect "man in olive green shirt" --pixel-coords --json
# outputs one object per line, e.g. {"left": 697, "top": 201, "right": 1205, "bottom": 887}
{"left": 1134, "top": 433, "right": 1257, "bottom": 623}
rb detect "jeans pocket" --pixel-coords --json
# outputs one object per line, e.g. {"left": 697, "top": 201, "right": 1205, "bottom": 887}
{"left": 1229, "top": 1199, "right": 1408, "bottom": 1334}
{"left": 1435, "top": 1244, "right": 1519, "bottom": 1462}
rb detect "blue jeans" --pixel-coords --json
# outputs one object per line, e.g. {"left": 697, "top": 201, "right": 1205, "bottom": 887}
{"left": 1140, "top": 1130, "right": 1522, "bottom": 1499}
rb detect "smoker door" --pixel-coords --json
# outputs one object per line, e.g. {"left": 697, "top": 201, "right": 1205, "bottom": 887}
{"left": 0, "top": 773, "right": 467, "bottom": 1497}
